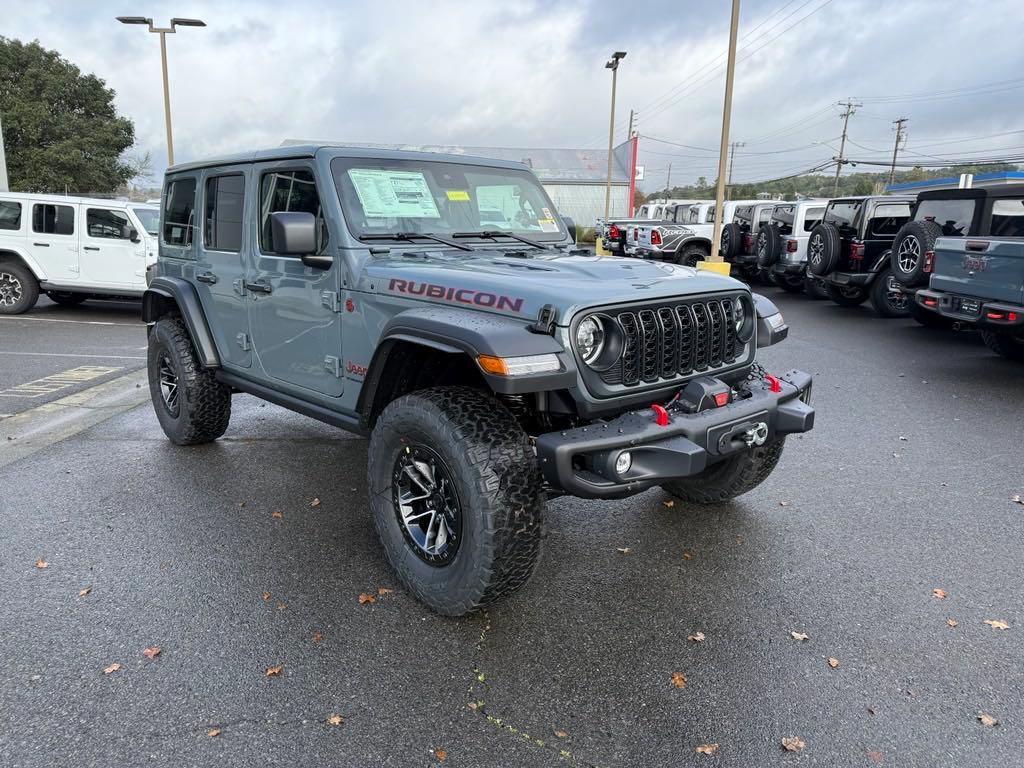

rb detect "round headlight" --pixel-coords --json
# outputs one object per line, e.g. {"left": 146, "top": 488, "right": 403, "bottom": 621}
{"left": 576, "top": 316, "right": 605, "bottom": 364}
{"left": 733, "top": 297, "right": 745, "bottom": 333}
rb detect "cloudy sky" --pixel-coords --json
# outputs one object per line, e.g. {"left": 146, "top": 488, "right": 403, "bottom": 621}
{"left": 5, "top": 0, "right": 1023, "bottom": 190}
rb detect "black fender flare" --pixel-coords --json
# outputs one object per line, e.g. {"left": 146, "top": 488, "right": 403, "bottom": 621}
{"left": 753, "top": 293, "right": 789, "bottom": 347}
{"left": 142, "top": 276, "right": 220, "bottom": 368}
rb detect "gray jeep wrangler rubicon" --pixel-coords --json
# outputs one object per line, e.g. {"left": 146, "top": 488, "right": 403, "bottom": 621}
{"left": 143, "top": 145, "right": 814, "bottom": 616}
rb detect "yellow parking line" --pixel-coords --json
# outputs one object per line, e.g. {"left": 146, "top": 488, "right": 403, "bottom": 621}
{"left": 0, "top": 366, "right": 124, "bottom": 398}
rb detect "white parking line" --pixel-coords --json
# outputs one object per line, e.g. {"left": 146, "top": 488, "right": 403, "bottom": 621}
{"left": 0, "top": 366, "right": 124, "bottom": 398}
{"left": 0, "top": 316, "right": 139, "bottom": 327}
{"left": 0, "top": 351, "right": 146, "bottom": 360}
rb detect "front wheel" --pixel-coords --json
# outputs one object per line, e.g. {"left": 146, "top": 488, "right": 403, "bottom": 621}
{"left": 827, "top": 284, "right": 869, "bottom": 307}
{"left": 368, "top": 387, "right": 545, "bottom": 616}
{"left": 868, "top": 268, "right": 911, "bottom": 318}
{"left": 981, "top": 330, "right": 1024, "bottom": 361}
{"left": 661, "top": 440, "right": 785, "bottom": 504}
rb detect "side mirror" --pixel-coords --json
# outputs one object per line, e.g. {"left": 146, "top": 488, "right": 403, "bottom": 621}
{"left": 270, "top": 211, "right": 332, "bottom": 269}
{"left": 128, "top": 227, "right": 140, "bottom": 243}
{"left": 561, "top": 215, "right": 577, "bottom": 244}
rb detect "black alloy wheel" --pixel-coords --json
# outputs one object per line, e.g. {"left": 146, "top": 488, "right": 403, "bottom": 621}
{"left": 392, "top": 445, "right": 462, "bottom": 566}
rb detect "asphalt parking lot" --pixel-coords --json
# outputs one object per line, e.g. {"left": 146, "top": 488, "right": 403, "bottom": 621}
{"left": 1, "top": 288, "right": 1021, "bottom": 767}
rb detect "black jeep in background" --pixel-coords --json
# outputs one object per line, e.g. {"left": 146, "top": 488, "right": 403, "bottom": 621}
{"left": 806, "top": 195, "right": 915, "bottom": 316}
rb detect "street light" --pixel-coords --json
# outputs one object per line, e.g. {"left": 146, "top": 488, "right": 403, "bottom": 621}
{"left": 603, "top": 51, "right": 627, "bottom": 224}
{"left": 116, "top": 16, "right": 206, "bottom": 166}
{"left": 708, "top": 0, "right": 740, "bottom": 274}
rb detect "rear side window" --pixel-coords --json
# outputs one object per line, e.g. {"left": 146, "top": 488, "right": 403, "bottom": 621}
{"left": 869, "top": 202, "right": 911, "bottom": 236}
{"left": 803, "top": 207, "right": 825, "bottom": 232}
{"left": 990, "top": 198, "right": 1024, "bottom": 238}
{"left": 163, "top": 178, "right": 197, "bottom": 246}
{"left": 0, "top": 201, "right": 22, "bottom": 230}
{"left": 204, "top": 174, "right": 245, "bottom": 252}
{"left": 687, "top": 207, "right": 701, "bottom": 224}
{"left": 735, "top": 206, "right": 753, "bottom": 222}
{"left": 772, "top": 206, "right": 795, "bottom": 236}
{"left": 259, "top": 169, "right": 329, "bottom": 254}
{"left": 916, "top": 199, "right": 975, "bottom": 236}
{"left": 86, "top": 208, "right": 132, "bottom": 239}
{"left": 758, "top": 207, "right": 772, "bottom": 223}
{"left": 824, "top": 201, "right": 861, "bottom": 230}
{"left": 32, "top": 204, "right": 74, "bottom": 235}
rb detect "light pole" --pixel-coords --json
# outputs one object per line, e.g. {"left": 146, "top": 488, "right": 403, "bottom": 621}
{"left": 116, "top": 16, "right": 206, "bottom": 167}
{"left": 708, "top": 0, "right": 740, "bottom": 272}
{"left": 603, "top": 51, "right": 627, "bottom": 223}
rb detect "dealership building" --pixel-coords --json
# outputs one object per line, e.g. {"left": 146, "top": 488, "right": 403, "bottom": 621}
{"left": 885, "top": 170, "right": 1024, "bottom": 194}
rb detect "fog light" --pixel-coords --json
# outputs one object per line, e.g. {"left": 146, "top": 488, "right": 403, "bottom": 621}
{"left": 615, "top": 451, "right": 632, "bottom": 475}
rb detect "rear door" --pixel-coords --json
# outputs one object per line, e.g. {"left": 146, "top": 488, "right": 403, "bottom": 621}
{"left": 863, "top": 201, "right": 911, "bottom": 270}
{"left": 80, "top": 206, "right": 144, "bottom": 287}
{"left": 29, "top": 202, "right": 79, "bottom": 283}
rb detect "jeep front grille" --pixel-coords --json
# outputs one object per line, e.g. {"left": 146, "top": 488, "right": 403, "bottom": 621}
{"left": 600, "top": 297, "right": 743, "bottom": 387}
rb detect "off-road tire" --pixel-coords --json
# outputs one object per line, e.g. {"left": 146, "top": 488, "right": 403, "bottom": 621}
{"left": 909, "top": 302, "right": 953, "bottom": 329}
{"left": 720, "top": 222, "right": 742, "bottom": 259}
{"left": 981, "top": 330, "right": 1024, "bottom": 361}
{"left": 869, "top": 267, "right": 912, "bottom": 318}
{"left": 777, "top": 274, "right": 806, "bottom": 293}
{"left": 804, "top": 276, "right": 830, "bottom": 300}
{"left": 147, "top": 316, "right": 231, "bottom": 445}
{"left": 661, "top": 439, "right": 786, "bottom": 504}
{"left": 827, "top": 284, "right": 869, "bottom": 307}
{"left": 756, "top": 223, "right": 782, "bottom": 268}
{"left": 677, "top": 244, "right": 708, "bottom": 268}
{"left": 890, "top": 220, "right": 941, "bottom": 287}
{"left": 46, "top": 291, "right": 88, "bottom": 307}
{"left": 368, "top": 386, "right": 545, "bottom": 616}
{"left": 807, "top": 223, "right": 841, "bottom": 276}
{"left": 0, "top": 261, "right": 40, "bottom": 315}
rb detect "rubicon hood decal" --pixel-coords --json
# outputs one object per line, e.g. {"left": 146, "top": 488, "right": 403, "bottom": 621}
{"left": 388, "top": 278, "right": 525, "bottom": 312}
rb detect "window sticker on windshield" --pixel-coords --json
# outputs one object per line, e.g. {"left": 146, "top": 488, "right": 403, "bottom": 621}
{"left": 446, "top": 190, "right": 470, "bottom": 202}
{"left": 538, "top": 218, "right": 559, "bottom": 233}
{"left": 347, "top": 169, "right": 440, "bottom": 218}
{"left": 542, "top": 207, "right": 553, "bottom": 219}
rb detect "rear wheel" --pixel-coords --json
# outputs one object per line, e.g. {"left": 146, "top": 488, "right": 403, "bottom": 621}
{"left": 0, "top": 262, "right": 40, "bottom": 315}
{"left": 890, "top": 220, "right": 941, "bottom": 287}
{"left": 368, "top": 386, "right": 545, "bottom": 616}
{"left": 661, "top": 440, "right": 785, "bottom": 504}
{"left": 678, "top": 244, "right": 708, "bottom": 268}
{"left": 720, "top": 223, "right": 742, "bottom": 259}
{"left": 46, "top": 291, "right": 88, "bottom": 307}
{"left": 868, "top": 267, "right": 912, "bottom": 318}
{"left": 981, "top": 330, "right": 1024, "bottom": 361}
{"left": 807, "top": 223, "right": 841, "bottom": 276}
{"left": 756, "top": 223, "right": 782, "bottom": 268}
{"left": 827, "top": 284, "right": 869, "bottom": 307}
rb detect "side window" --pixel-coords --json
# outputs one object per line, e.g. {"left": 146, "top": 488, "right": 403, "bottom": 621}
{"left": 869, "top": 203, "right": 911, "bottom": 236}
{"left": 259, "top": 169, "right": 328, "bottom": 254}
{"left": 0, "top": 201, "right": 22, "bottom": 230}
{"left": 32, "top": 204, "right": 75, "bottom": 235}
{"left": 86, "top": 208, "right": 132, "bottom": 239}
{"left": 163, "top": 178, "right": 197, "bottom": 247}
{"left": 803, "top": 207, "right": 824, "bottom": 232}
{"left": 990, "top": 198, "right": 1024, "bottom": 238}
{"left": 204, "top": 174, "right": 245, "bottom": 252}
{"left": 758, "top": 208, "right": 772, "bottom": 223}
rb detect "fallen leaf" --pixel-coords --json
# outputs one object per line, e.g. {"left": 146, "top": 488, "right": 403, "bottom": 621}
{"left": 435, "top": 748, "right": 447, "bottom": 762}
{"left": 984, "top": 619, "right": 1010, "bottom": 630}
{"left": 553, "top": 729, "right": 568, "bottom": 738}
{"left": 867, "top": 707, "right": 876, "bottom": 716}
{"left": 662, "top": 499, "right": 675, "bottom": 508}
{"left": 35, "top": 559, "right": 48, "bottom": 569}
{"left": 327, "top": 714, "right": 344, "bottom": 726}
{"left": 358, "top": 593, "right": 377, "bottom": 605}
{"left": 687, "top": 632, "right": 706, "bottom": 643}
{"left": 695, "top": 743, "right": 719, "bottom": 755}
{"left": 671, "top": 672, "right": 687, "bottom": 689}
{"left": 377, "top": 587, "right": 394, "bottom": 596}
{"left": 1011, "top": 494, "right": 1023, "bottom": 505}
{"left": 312, "top": 632, "right": 323, "bottom": 643}
{"left": 265, "top": 664, "right": 284, "bottom": 677}
{"left": 947, "top": 618, "right": 958, "bottom": 628}
{"left": 779, "top": 500, "right": 790, "bottom": 507}
{"left": 207, "top": 728, "right": 221, "bottom": 738}
{"left": 78, "top": 587, "right": 91, "bottom": 597}
{"left": 616, "top": 547, "right": 631, "bottom": 554}
{"left": 977, "top": 713, "right": 999, "bottom": 727}
{"left": 277, "top": 603, "right": 287, "bottom": 611}
{"left": 791, "top": 631, "right": 809, "bottom": 642}
{"left": 932, "top": 588, "right": 948, "bottom": 599}
{"left": 683, "top": 551, "right": 693, "bottom": 560}
{"left": 828, "top": 657, "right": 840, "bottom": 668}
{"left": 310, "top": 497, "right": 321, "bottom": 508}
{"left": 103, "top": 663, "right": 121, "bottom": 675}
{"left": 239, "top": 501, "right": 246, "bottom": 508}
{"left": 262, "top": 591, "right": 271, "bottom": 601}
{"left": 142, "top": 646, "right": 161, "bottom": 659}
{"left": 867, "top": 750, "right": 884, "bottom": 764}
{"left": 781, "top": 736, "right": 805, "bottom": 752}
{"left": 271, "top": 511, "right": 283, "bottom": 519}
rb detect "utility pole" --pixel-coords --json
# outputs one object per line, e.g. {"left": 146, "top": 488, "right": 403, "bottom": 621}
{"left": 889, "top": 117, "right": 908, "bottom": 187}
{"left": 627, "top": 109, "right": 635, "bottom": 141}
{"left": 0, "top": 110, "right": 8, "bottom": 192}
{"left": 726, "top": 141, "right": 745, "bottom": 200}
{"left": 832, "top": 99, "right": 860, "bottom": 197}
{"left": 709, "top": 0, "right": 741, "bottom": 268}
{"left": 666, "top": 163, "right": 672, "bottom": 196}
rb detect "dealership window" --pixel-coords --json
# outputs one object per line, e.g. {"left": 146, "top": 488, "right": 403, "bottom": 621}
{"left": 32, "top": 204, "right": 75, "bottom": 235}
{"left": 989, "top": 198, "right": 1024, "bottom": 238}
{"left": 87, "top": 208, "right": 132, "bottom": 239}
{"left": 163, "top": 178, "right": 197, "bottom": 247}
{"left": 0, "top": 201, "right": 21, "bottom": 230}
{"left": 204, "top": 174, "right": 245, "bottom": 252}
{"left": 259, "top": 170, "right": 328, "bottom": 254}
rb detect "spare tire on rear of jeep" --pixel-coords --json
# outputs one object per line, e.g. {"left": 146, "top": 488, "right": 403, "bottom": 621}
{"left": 720, "top": 222, "right": 742, "bottom": 259}
{"left": 890, "top": 220, "right": 941, "bottom": 287}
{"left": 756, "top": 223, "right": 782, "bottom": 268}
{"left": 806, "top": 223, "right": 841, "bottom": 276}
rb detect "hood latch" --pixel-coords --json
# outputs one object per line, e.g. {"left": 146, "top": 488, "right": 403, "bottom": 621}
{"left": 528, "top": 304, "right": 558, "bottom": 335}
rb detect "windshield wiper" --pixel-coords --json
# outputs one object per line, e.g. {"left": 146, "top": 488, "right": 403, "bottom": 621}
{"left": 453, "top": 230, "right": 550, "bottom": 250}
{"left": 359, "top": 232, "right": 473, "bottom": 252}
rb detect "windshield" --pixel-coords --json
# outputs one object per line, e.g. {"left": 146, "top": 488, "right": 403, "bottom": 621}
{"left": 330, "top": 157, "right": 567, "bottom": 242}
{"left": 131, "top": 206, "right": 159, "bottom": 236}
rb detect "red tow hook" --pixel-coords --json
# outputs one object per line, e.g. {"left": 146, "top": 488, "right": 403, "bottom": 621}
{"left": 764, "top": 374, "right": 783, "bottom": 393}
{"left": 650, "top": 403, "right": 670, "bottom": 427}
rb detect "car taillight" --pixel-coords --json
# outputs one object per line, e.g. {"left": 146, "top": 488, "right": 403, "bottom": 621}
{"left": 633, "top": 227, "right": 639, "bottom": 241}
{"left": 786, "top": 239, "right": 798, "bottom": 253}
{"left": 609, "top": 224, "right": 620, "bottom": 240}
{"left": 923, "top": 250, "right": 935, "bottom": 273}
{"left": 986, "top": 310, "right": 1020, "bottom": 322}
{"left": 922, "top": 296, "right": 938, "bottom": 307}
{"left": 849, "top": 241, "right": 865, "bottom": 260}
{"left": 651, "top": 230, "right": 662, "bottom": 246}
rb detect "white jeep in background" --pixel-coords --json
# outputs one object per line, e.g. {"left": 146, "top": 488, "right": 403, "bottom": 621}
{"left": 0, "top": 193, "right": 159, "bottom": 314}
{"left": 754, "top": 200, "right": 828, "bottom": 295}
{"left": 633, "top": 199, "right": 758, "bottom": 266}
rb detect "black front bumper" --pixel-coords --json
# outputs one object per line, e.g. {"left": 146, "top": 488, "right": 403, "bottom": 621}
{"left": 536, "top": 370, "right": 814, "bottom": 499}
{"left": 915, "top": 289, "right": 1024, "bottom": 329}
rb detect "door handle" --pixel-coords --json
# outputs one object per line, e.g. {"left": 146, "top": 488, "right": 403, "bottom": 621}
{"left": 83, "top": 246, "right": 100, "bottom": 251}
{"left": 33, "top": 242, "right": 50, "bottom": 247}
{"left": 196, "top": 271, "right": 218, "bottom": 284}
{"left": 965, "top": 241, "right": 989, "bottom": 252}
{"left": 244, "top": 279, "right": 272, "bottom": 294}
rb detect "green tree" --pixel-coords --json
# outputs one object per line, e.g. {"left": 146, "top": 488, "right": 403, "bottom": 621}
{"left": 0, "top": 37, "right": 136, "bottom": 193}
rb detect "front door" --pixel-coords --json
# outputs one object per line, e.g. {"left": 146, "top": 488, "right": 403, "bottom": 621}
{"left": 29, "top": 202, "right": 79, "bottom": 283}
{"left": 246, "top": 162, "right": 343, "bottom": 397}
{"left": 80, "top": 206, "right": 143, "bottom": 287}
